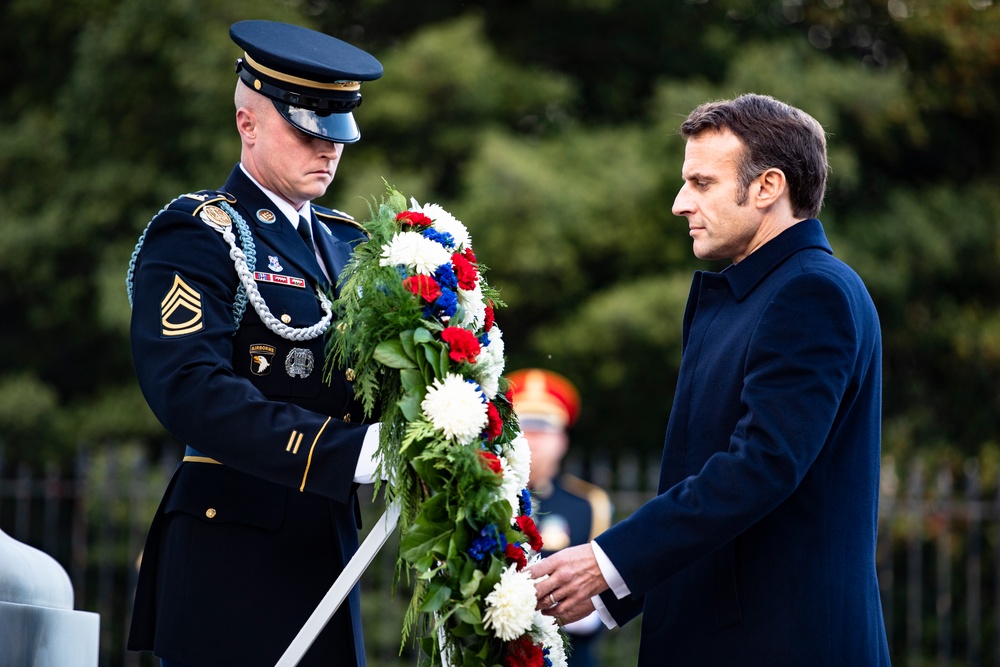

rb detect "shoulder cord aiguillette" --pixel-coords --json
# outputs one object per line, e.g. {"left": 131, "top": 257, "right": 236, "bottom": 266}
{"left": 216, "top": 201, "right": 332, "bottom": 341}
{"left": 125, "top": 200, "right": 332, "bottom": 341}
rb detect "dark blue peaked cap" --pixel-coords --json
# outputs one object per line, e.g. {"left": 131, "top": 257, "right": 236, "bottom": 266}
{"left": 230, "top": 20, "right": 383, "bottom": 144}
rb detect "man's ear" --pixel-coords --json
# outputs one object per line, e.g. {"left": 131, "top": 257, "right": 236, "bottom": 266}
{"left": 754, "top": 168, "right": 787, "bottom": 210}
{"left": 236, "top": 107, "right": 257, "bottom": 144}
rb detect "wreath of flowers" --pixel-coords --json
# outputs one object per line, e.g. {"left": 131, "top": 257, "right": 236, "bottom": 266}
{"left": 326, "top": 187, "right": 568, "bottom": 667}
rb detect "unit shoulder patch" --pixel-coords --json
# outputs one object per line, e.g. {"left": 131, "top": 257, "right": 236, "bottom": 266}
{"left": 160, "top": 274, "right": 204, "bottom": 337}
{"left": 167, "top": 190, "right": 238, "bottom": 218}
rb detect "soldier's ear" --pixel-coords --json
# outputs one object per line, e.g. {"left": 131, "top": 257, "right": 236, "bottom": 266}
{"left": 236, "top": 107, "right": 258, "bottom": 144}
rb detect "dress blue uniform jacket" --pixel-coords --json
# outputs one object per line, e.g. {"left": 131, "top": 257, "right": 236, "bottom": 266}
{"left": 128, "top": 166, "right": 373, "bottom": 666}
{"left": 596, "top": 220, "right": 891, "bottom": 666}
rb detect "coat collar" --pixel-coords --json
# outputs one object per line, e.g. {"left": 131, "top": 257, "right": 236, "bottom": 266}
{"left": 719, "top": 218, "right": 833, "bottom": 301}
{"left": 220, "top": 165, "right": 328, "bottom": 287}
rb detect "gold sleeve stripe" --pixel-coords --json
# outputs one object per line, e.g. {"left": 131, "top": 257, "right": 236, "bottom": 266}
{"left": 299, "top": 417, "right": 332, "bottom": 492}
{"left": 286, "top": 431, "right": 304, "bottom": 454}
{"left": 182, "top": 456, "right": 222, "bottom": 465}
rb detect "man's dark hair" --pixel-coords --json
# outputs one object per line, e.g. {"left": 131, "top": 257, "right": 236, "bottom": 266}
{"left": 679, "top": 93, "right": 829, "bottom": 219}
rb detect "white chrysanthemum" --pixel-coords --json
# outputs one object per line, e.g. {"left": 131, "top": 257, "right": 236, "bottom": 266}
{"left": 420, "top": 373, "right": 488, "bottom": 444}
{"left": 483, "top": 564, "right": 538, "bottom": 641}
{"left": 410, "top": 199, "right": 472, "bottom": 251}
{"left": 498, "top": 455, "right": 522, "bottom": 520}
{"left": 503, "top": 432, "right": 532, "bottom": 495}
{"left": 472, "top": 326, "right": 505, "bottom": 399}
{"left": 456, "top": 283, "right": 487, "bottom": 329}
{"left": 532, "top": 611, "right": 568, "bottom": 667}
{"left": 379, "top": 231, "right": 452, "bottom": 276}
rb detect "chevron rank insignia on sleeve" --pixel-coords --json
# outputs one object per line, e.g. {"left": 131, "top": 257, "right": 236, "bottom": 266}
{"left": 161, "top": 274, "right": 204, "bottom": 337}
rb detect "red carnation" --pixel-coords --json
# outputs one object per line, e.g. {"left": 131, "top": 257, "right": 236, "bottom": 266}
{"left": 396, "top": 210, "right": 433, "bottom": 228}
{"left": 403, "top": 274, "right": 442, "bottom": 302}
{"left": 463, "top": 247, "right": 477, "bottom": 264}
{"left": 485, "top": 402, "right": 503, "bottom": 441}
{"left": 484, "top": 301, "right": 495, "bottom": 332}
{"left": 451, "top": 252, "right": 479, "bottom": 290}
{"left": 504, "top": 543, "right": 528, "bottom": 571}
{"left": 516, "top": 515, "right": 544, "bottom": 552}
{"left": 479, "top": 450, "right": 503, "bottom": 475}
{"left": 503, "top": 635, "right": 545, "bottom": 667}
{"left": 440, "top": 327, "right": 482, "bottom": 364}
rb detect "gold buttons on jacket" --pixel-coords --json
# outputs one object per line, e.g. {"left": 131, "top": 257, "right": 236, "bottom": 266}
{"left": 345, "top": 368, "right": 355, "bottom": 382}
{"left": 205, "top": 508, "right": 217, "bottom": 519}
{"left": 281, "top": 314, "right": 292, "bottom": 324}
{"left": 343, "top": 413, "right": 351, "bottom": 423}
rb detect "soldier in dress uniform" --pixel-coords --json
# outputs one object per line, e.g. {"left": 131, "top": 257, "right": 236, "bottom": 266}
{"left": 126, "top": 20, "right": 384, "bottom": 667}
{"left": 507, "top": 368, "right": 613, "bottom": 667}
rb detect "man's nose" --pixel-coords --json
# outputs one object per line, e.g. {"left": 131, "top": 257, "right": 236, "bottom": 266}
{"left": 672, "top": 185, "right": 692, "bottom": 217}
{"left": 316, "top": 139, "right": 341, "bottom": 159}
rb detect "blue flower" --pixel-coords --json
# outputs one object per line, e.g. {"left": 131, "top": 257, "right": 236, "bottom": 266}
{"left": 422, "top": 227, "right": 455, "bottom": 248}
{"left": 467, "top": 523, "right": 508, "bottom": 561}
{"left": 478, "top": 332, "right": 490, "bottom": 348}
{"left": 434, "top": 263, "right": 458, "bottom": 291}
{"left": 519, "top": 488, "right": 532, "bottom": 517}
{"left": 423, "top": 287, "right": 459, "bottom": 320}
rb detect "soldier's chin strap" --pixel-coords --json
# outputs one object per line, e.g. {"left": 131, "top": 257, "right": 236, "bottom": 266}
{"left": 274, "top": 501, "right": 400, "bottom": 667}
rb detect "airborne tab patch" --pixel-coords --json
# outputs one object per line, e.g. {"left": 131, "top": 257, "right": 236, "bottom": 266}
{"left": 161, "top": 274, "right": 204, "bottom": 337}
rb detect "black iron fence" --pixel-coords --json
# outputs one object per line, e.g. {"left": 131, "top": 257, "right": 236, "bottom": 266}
{"left": 1, "top": 445, "right": 998, "bottom": 667}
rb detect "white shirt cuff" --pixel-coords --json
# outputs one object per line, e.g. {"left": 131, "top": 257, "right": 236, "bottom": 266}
{"left": 591, "top": 593, "right": 619, "bottom": 630}
{"left": 352, "top": 423, "right": 382, "bottom": 484}
{"left": 591, "top": 540, "right": 630, "bottom": 599}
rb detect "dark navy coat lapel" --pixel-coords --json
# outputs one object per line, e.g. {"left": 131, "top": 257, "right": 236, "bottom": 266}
{"left": 311, "top": 212, "right": 364, "bottom": 294}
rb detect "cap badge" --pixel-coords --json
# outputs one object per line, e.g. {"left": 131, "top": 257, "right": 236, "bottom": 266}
{"left": 199, "top": 205, "right": 232, "bottom": 231}
{"left": 285, "top": 348, "right": 314, "bottom": 379}
{"left": 267, "top": 255, "right": 284, "bottom": 272}
{"left": 257, "top": 209, "right": 276, "bottom": 224}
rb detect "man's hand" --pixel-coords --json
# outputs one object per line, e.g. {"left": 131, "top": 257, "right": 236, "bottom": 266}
{"left": 526, "top": 544, "right": 608, "bottom": 624}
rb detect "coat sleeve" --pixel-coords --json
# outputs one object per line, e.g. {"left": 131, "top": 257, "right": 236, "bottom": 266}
{"left": 129, "top": 204, "right": 366, "bottom": 504}
{"left": 595, "top": 269, "right": 865, "bottom": 596}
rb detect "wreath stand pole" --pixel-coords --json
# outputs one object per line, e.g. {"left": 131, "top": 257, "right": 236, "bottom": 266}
{"left": 274, "top": 500, "right": 401, "bottom": 667}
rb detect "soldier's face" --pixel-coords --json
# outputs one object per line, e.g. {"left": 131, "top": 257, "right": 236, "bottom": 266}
{"left": 245, "top": 102, "right": 344, "bottom": 209}
{"left": 524, "top": 428, "right": 568, "bottom": 489}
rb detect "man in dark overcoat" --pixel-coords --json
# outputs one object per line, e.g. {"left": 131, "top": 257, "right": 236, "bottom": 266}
{"left": 529, "top": 93, "right": 891, "bottom": 666}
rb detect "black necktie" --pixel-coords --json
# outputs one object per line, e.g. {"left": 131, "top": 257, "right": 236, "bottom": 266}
{"left": 297, "top": 215, "right": 313, "bottom": 251}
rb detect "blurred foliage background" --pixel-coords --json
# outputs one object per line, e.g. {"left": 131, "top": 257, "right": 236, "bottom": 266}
{"left": 1, "top": 0, "right": 998, "bottom": 478}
